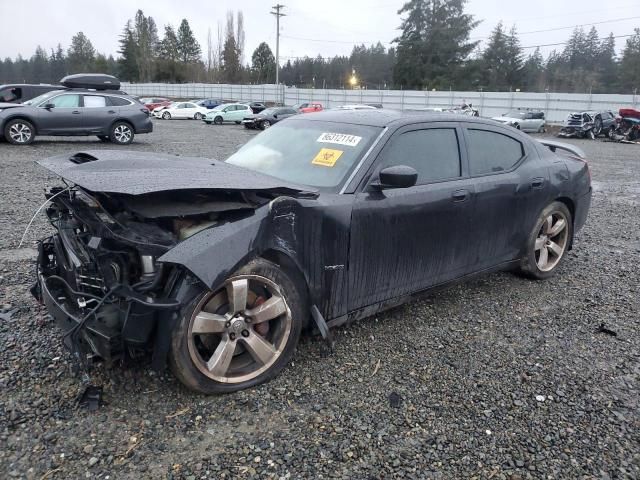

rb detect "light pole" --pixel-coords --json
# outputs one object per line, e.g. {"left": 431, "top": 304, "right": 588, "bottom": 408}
{"left": 270, "top": 4, "right": 286, "bottom": 86}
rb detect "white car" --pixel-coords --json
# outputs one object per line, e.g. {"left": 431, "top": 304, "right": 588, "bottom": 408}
{"left": 492, "top": 110, "right": 546, "bottom": 133}
{"left": 153, "top": 101, "right": 209, "bottom": 120}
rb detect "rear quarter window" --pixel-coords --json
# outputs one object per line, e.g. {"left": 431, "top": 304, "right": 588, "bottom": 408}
{"left": 466, "top": 129, "right": 524, "bottom": 176}
{"left": 108, "top": 96, "right": 132, "bottom": 106}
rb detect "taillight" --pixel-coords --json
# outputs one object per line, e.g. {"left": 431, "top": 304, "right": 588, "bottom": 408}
{"left": 141, "top": 108, "right": 150, "bottom": 116}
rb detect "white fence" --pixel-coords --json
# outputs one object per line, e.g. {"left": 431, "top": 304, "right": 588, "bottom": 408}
{"left": 121, "top": 82, "right": 640, "bottom": 124}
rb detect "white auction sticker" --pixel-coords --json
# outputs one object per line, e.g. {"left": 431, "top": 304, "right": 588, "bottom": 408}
{"left": 317, "top": 132, "right": 362, "bottom": 147}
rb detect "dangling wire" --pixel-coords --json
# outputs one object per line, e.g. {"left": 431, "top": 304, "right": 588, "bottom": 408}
{"left": 18, "top": 187, "right": 71, "bottom": 248}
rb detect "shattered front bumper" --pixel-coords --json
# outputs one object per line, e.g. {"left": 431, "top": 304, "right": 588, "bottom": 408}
{"left": 33, "top": 236, "right": 179, "bottom": 365}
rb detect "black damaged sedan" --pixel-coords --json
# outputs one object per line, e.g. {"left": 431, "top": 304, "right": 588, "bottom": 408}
{"left": 33, "top": 110, "right": 592, "bottom": 394}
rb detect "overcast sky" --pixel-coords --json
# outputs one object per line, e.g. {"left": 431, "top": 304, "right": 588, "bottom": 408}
{"left": 1, "top": 0, "right": 638, "bottom": 62}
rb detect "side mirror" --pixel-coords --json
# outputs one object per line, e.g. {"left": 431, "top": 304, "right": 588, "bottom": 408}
{"left": 273, "top": 114, "right": 278, "bottom": 118}
{"left": 377, "top": 165, "right": 418, "bottom": 189}
{"left": 44, "top": 103, "right": 55, "bottom": 109}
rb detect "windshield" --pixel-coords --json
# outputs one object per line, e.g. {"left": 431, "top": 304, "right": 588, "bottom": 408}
{"left": 504, "top": 111, "right": 526, "bottom": 119}
{"left": 226, "top": 120, "right": 380, "bottom": 189}
{"left": 23, "top": 90, "right": 62, "bottom": 106}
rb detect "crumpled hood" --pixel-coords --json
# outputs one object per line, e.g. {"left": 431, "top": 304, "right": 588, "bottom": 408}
{"left": 37, "top": 150, "right": 317, "bottom": 196}
{"left": 492, "top": 116, "right": 519, "bottom": 124}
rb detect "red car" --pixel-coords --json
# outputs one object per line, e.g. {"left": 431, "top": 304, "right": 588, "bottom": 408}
{"left": 294, "top": 102, "right": 323, "bottom": 113}
{"left": 139, "top": 97, "right": 172, "bottom": 111}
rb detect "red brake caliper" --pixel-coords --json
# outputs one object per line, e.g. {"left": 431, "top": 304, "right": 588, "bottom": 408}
{"left": 252, "top": 296, "right": 270, "bottom": 336}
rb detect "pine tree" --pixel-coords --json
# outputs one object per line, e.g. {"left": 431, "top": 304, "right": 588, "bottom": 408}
{"left": 67, "top": 32, "right": 95, "bottom": 73}
{"left": 177, "top": 19, "right": 201, "bottom": 64}
{"left": 620, "top": 28, "right": 640, "bottom": 92}
{"left": 394, "top": 0, "right": 479, "bottom": 89}
{"left": 31, "top": 46, "right": 49, "bottom": 83}
{"left": 118, "top": 21, "right": 138, "bottom": 81}
{"left": 251, "top": 42, "right": 275, "bottom": 83}
{"left": 50, "top": 44, "right": 67, "bottom": 82}
{"left": 521, "top": 47, "right": 544, "bottom": 91}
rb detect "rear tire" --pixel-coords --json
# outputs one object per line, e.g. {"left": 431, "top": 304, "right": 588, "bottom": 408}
{"left": 518, "top": 201, "right": 572, "bottom": 280}
{"left": 169, "top": 258, "right": 307, "bottom": 394}
{"left": 110, "top": 121, "right": 134, "bottom": 145}
{"left": 593, "top": 117, "right": 603, "bottom": 137}
{"left": 194, "top": 112, "right": 203, "bottom": 120}
{"left": 261, "top": 120, "right": 271, "bottom": 130}
{"left": 4, "top": 119, "right": 35, "bottom": 145}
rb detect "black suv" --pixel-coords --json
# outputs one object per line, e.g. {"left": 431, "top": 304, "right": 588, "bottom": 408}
{"left": 0, "top": 84, "right": 62, "bottom": 103}
{"left": 0, "top": 74, "right": 152, "bottom": 145}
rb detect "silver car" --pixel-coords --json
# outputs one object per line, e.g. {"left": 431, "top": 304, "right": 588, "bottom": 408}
{"left": 492, "top": 110, "right": 546, "bottom": 133}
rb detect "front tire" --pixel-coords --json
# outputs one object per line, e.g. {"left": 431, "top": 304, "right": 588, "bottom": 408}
{"left": 261, "top": 120, "right": 271, "bottom": 130}
{"left": 518, "top": 201, "right": 572, "bottom": 280}
{"left": 213, "top": 116, "right": 223, "bottom": 125}
{"left": 110, "top": 122, "right": 134, "bottom": 145}
{"left": 593, "top": 117, "right": 603, "bottom": 137}
{"left": 169, "top": 258, "right": 306, "bottom": 394}
{"left": 162, "top": 111, "right": 171, "bottom": 120}
{"left": 5, "top": 119, "right": 35, "bottom": 145}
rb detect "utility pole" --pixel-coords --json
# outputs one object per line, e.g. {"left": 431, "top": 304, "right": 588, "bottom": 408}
{"left": 270, "top": 4, "right": 285, "bottom": 86}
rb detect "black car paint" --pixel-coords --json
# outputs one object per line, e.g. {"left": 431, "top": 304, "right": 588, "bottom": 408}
{"left": 0, "top": 84, "right": 61, "bottom": 103}
{"left": 34, "top": 111, "right": 591, "bottom": 369}
{"left": 242, "top": 108, "right": 297, "bottom": 129}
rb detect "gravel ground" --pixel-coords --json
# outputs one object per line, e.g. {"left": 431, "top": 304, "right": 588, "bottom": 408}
{"left": 1, "top": 120, "right": 639, "bottom": 480}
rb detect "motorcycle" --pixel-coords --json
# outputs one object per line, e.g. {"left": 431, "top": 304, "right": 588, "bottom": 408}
{"left": 608, "top": 108, "right": 640, "bottom": 143}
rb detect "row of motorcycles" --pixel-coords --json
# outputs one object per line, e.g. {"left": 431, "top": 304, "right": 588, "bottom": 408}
{"left": 608, "top": 108, "right": 640, "bottom": 142}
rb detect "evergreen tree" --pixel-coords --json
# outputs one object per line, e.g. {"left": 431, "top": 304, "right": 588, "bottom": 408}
{"left": 31, "top": 46, "right": 49, "bottom": 83}
{"left": 49, "top": 45, "right": 66, "bottom": 81}
{"left": 394, "top": 0, "right": 479, "bottom": 89}
{"left": 251, "top": 42, "right": 275, "bottom": 83}
{"left": 620, "top": 28, "right": 640, "bottom": 92}
{"left": 118, "top": 20, "right": 138, "bottom": 81}
{"left": 177, "top": 19, "right": 201, "bottom": 64}
{"left": 67, "top": 31, "right": 95, "bottom": 73}
{"left": 521, "top": 47, "right": 544, "bottom": 91}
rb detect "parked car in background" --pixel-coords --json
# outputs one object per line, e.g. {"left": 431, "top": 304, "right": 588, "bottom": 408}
{"left": 492, "top": 110, "right": 546, "bottom": 133}
{"left": 558, "top": 111, "right": 615, "bottom": 139}
{"left": 32, "top": 110, "right": 591, "bottom": 393}
{"left": 193, "top": 98, "right": 222, "bottom": 109}
{"left": 1, "top": 75, "right": 151, "bottom": 145}
{"left": 153, "top": 101, "right": 209, "bottom": 120}
{"left": 242, "top": 106, "right": 297, "bottom": 129}
{"left": 139, "top": 97, "right": 172, "bottom": 111}
{"left": 294, "top": 102, "right": 323, "bottom": 113}
{"left": 609, "top": 108, "right": 640, "bottom": 142}
{"left": 249, "top": 102, "right": 267, "bottom": 114}
{"left": 0, "top": 83, "right": 62, "bottom": 103}
{"left": 203, "top": 103, "right": 252, "bottom": 125}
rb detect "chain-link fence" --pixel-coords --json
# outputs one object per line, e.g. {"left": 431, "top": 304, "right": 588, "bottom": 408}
{"left": 122, "top": 82, "right": 640, "bottom": 124}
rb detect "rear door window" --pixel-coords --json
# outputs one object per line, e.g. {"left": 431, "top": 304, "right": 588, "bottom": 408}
{"left": 83, "top": 95, "right": 107, "bottom": 108}
{"left": 466, "top": 129, "right": 524, "bottom": 176}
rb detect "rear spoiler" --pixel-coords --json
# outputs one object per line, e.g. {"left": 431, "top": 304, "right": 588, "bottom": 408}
{"left": 537, "top": 139, "right": 586, "bottom": 159}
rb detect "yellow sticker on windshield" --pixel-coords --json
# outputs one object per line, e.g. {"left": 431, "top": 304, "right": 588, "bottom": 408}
{"left": 312, "top": 148, "right": 343, "bottom": 167}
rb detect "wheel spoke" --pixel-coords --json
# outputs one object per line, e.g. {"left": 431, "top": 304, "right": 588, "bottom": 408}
{"left": 226, "top": 279, "right": 248, "bottom": 314}
{"left": 192, "top": 311, "right": 227, "bottom": 334}
{"left": 206, "top": 337, "right": 236, "bottom": 376}
{"left": 537, "top": 246, "right": 549, "bottom": 268}
{"left": 534, "top": 236, "right": 546, "bottom": 251}
{"left": 548, "top": 218, "right": 566, "bottom": 237}
{"left": 543, "top": 215, "right": 553, "bottom": 234}
{"left": 241, "top": 331, "right": 277, "bottom": 365}
{"left": 547, "top": 240, "right": 563, "bottom": 257}
{"left": 245, "top": 295, "right": 286, "bottom": 324}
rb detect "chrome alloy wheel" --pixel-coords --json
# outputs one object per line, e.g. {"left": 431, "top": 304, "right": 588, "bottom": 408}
{"left": 187, "top": 275, "right": 292, "bottom": 384}
{"left": 535, "top": 211, "right": 569, "bottom": 272}
{"left": 9, "top": 122, "right": 32, "bottom": 143}
{"left": 114, "top": 124, "right": 132, "bottom": 143}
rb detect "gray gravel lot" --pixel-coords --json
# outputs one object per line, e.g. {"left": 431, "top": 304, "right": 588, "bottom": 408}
{"left": 1, "top": 120, "right": 639, "bottom": 479}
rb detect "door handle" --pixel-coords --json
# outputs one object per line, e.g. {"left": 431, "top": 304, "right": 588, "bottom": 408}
{"left": 108, "top": 110, "right": 116, "bottom": 114}
{"left": 531, "top": 177, "right": 545, "bottom": 189}
{"left": 71, "top": 110, "right": 81, "bottom": 114}
{"left": 452, "top": 189, "right": 469, "bottom": 202}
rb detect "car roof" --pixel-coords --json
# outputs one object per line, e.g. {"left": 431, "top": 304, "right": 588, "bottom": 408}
{"left": 285, "top": 109, "right": 501, "bottom": 128}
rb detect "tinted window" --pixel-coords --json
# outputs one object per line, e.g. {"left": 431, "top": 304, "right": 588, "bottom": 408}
{"left": 47, "top": 94, "right": 80, "bottom": 108}
{"left": 108, "top": 96, "right": 131, "bottom": 106}
{"left": 0, "top": 87, "right": 21, "bottom": 102}
{"left": 467, "top": 129, "right": 524, "bottom": 175}
{"left": 381, "top": 128, "right": 461, "bottom": 184}
{"left": 83, "top": 95, "right": 106, "bottom": 108}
